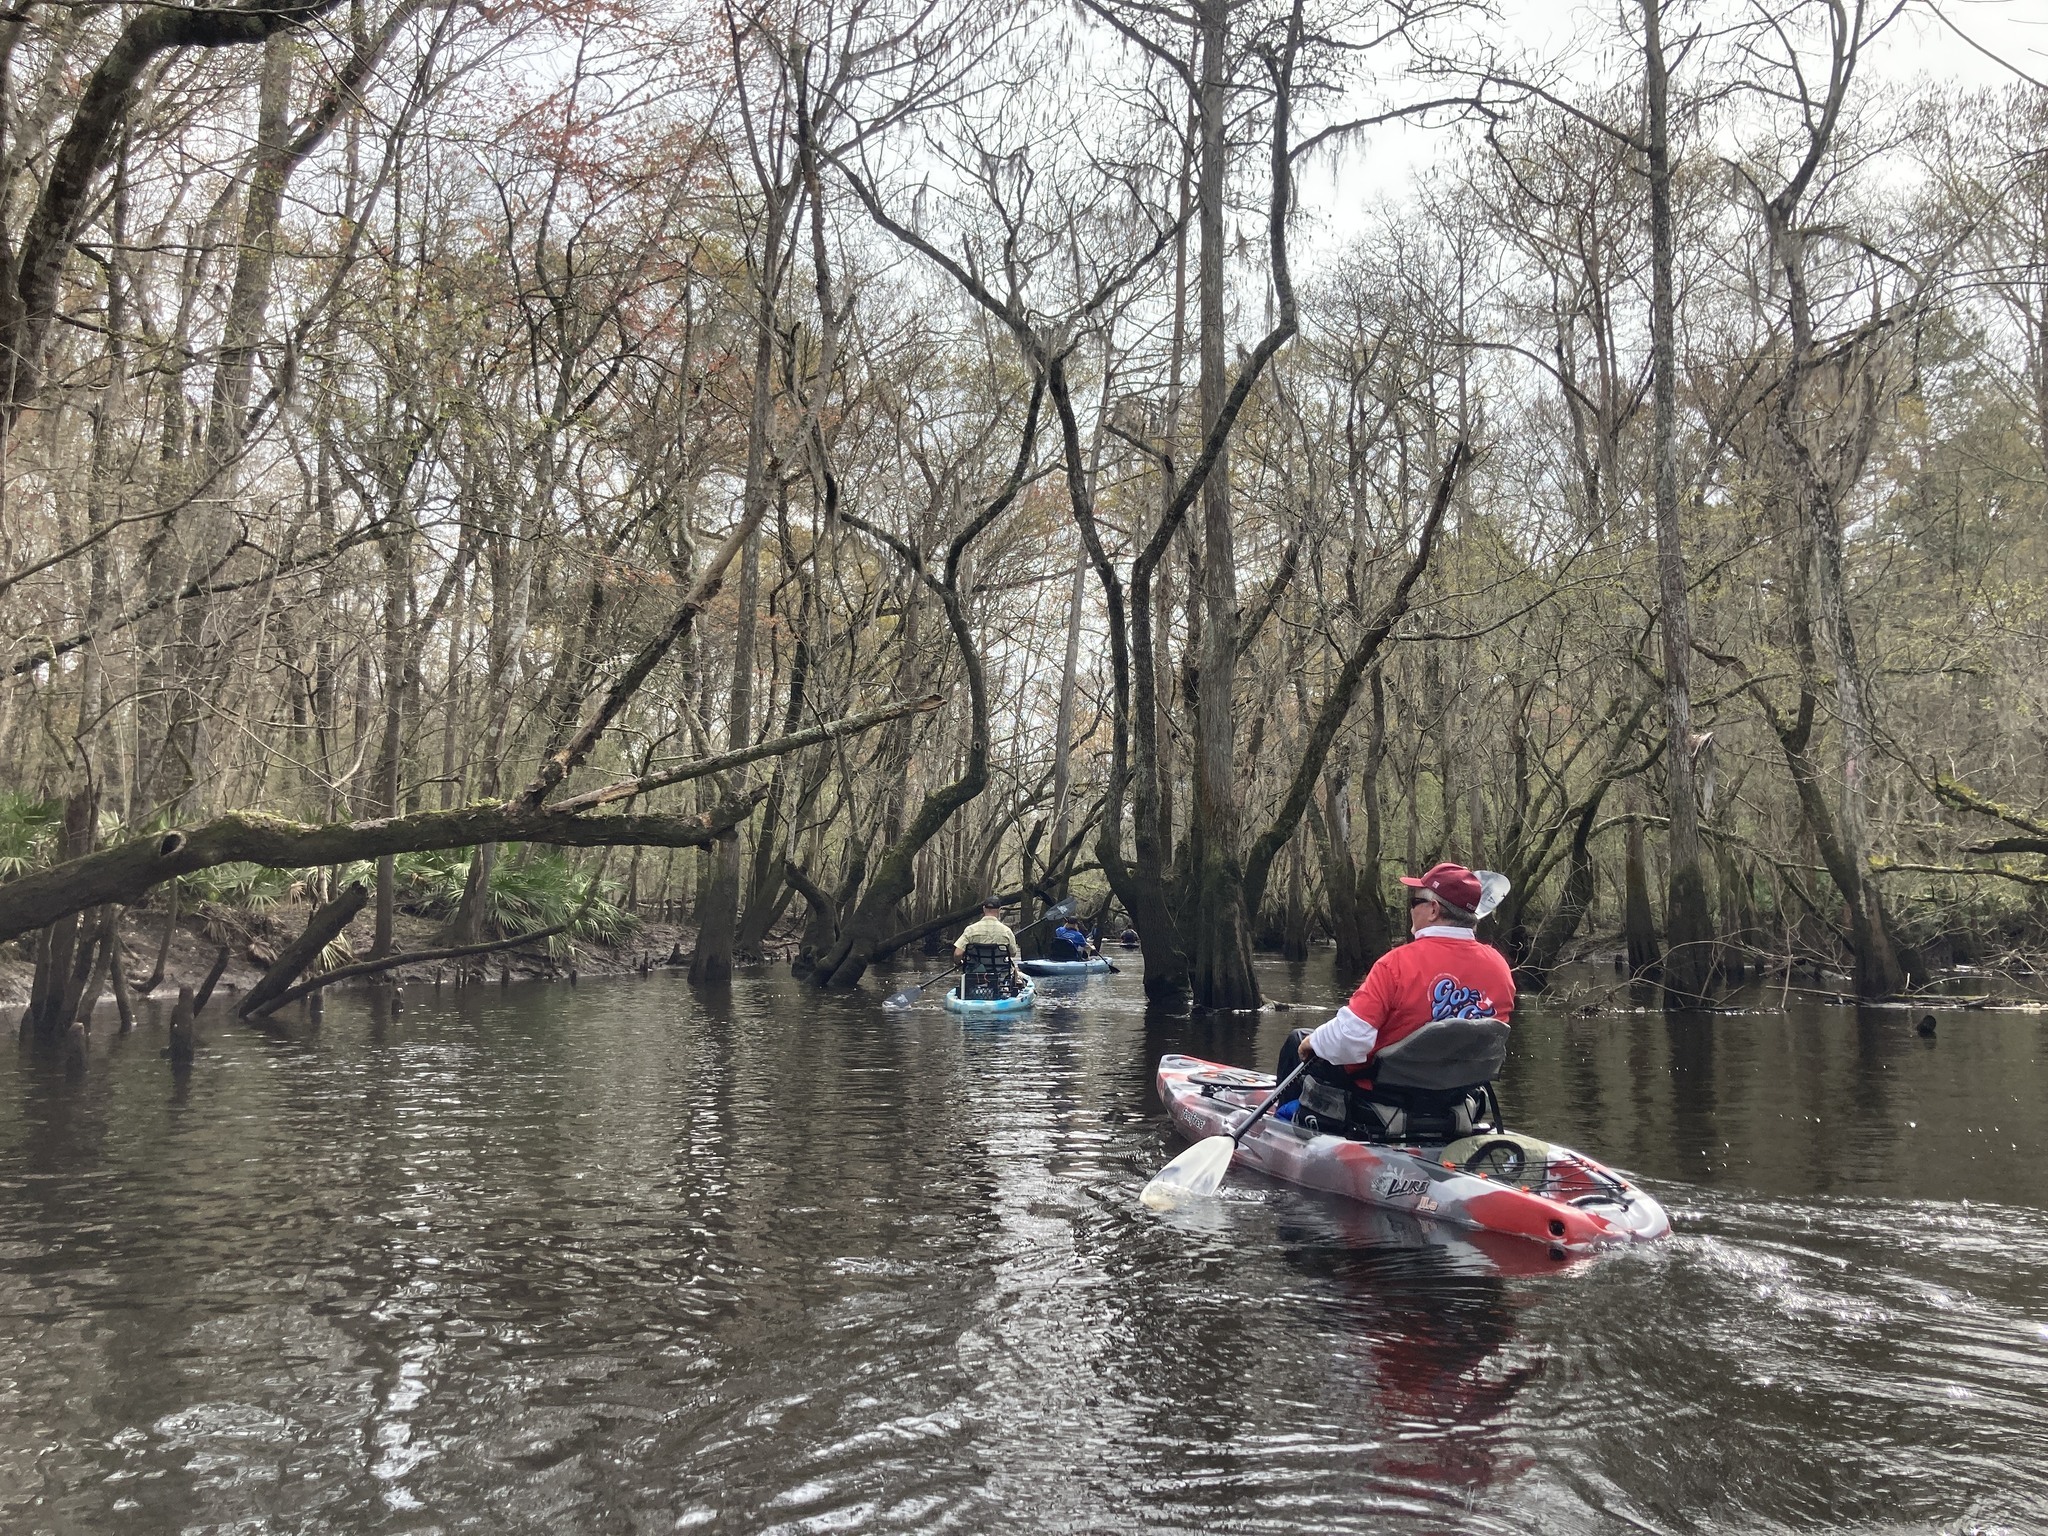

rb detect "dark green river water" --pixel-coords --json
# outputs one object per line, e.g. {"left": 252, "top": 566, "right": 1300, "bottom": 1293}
{"left": 3, "top": 955, "right": 2045, "bottom": 1533}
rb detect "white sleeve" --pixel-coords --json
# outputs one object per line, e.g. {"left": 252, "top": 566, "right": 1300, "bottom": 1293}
{"left": 1304, "top": 1004, "right": 1379, "bottom": 1066}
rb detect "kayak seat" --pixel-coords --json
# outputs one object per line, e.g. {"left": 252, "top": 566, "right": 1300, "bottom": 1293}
{"left": 1373, "top": 1016, "right": 1511, "bottom": 1091}
{"left": 1298, "top": 1018, "right": 1511, "bottom": 1144}
{"left": 1352, "top": 1084, "right": 1503, "bottom": 1145}
{"left": 1297, "top": 1076, "right": 1502, "bottom": 1144}
{"left": 961, "top": 943, "right": 1019, "bottom": 1000}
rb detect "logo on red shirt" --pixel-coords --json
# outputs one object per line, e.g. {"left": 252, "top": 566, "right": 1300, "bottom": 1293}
{"left": 1430, "top": 977, "right": 1499, "bottom": 1021}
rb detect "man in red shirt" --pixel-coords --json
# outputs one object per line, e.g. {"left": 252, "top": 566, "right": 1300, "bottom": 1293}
{"left": 1276, "top": 862, "right": 1515, "bottom": 1105}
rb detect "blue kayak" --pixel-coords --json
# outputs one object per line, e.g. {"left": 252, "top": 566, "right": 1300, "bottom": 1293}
{"left": 943, "top": 981, "right": 1036, "bottom": 1014}
{"left": 1019, "top": 957, "right": 1115, "bottom": 976}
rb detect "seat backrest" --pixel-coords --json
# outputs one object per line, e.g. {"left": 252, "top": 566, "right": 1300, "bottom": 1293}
{"left": 961, "top": 943, "right": 1015, "bottom": 997}
{"left": 1372, "top": 1017, "right": 1510, "bottom": 1091}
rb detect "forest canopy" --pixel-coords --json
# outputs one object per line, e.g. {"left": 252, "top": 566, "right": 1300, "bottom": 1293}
{"left": 1, "top": 0, "right": 2045, "bottom": 1028}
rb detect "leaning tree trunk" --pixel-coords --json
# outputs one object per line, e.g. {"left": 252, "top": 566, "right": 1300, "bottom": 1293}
{"left": 692, "top": 194, "right": 783, "bottom": 983}
{"left": 1517, "top": 793, "right": 1606, "bottom": 991}
{"left": 811, "top": 701, "right": 984, "bottom": 991}
{"left": 809, "top": 598, "right": 1003, "bottom": 991}
{"left": 1767, "top": 670, "right": 1906, "bottom": 1000}
{"left": 239, "top": 881, "right": 367, "bottom": 1018}
{"left": 372, "top": 529, "right": 407, "bottom": 957}
{"left": 1046, "top": 553, "right": 1088, "bottom": 896}
{"left": 1110, "top": 451, "right": 1193, "bottom": 1001}
{"left": 1803, "top": 493, "right": 1904, "bottom": 997}
{"left": 1748, "top": 10, "right": 1904, "bottom": 1000}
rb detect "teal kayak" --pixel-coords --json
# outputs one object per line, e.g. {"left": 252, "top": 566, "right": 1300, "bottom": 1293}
{"left": 943, "top": 981, "right": 1036, "bottom": 1014}
{"left": 1019, "top": 957, "right": 1114, "bottom": 976}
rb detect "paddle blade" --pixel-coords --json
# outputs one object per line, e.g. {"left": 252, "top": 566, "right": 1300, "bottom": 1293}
{"left": 884, "top": 987, "right": 920, "bottom": 1009}
{"left": 1046, "top": 895, "right": 1080, "bottom": 921}
{"left": 1140, "top": 1135, "right": 1238, "bottom": 1210}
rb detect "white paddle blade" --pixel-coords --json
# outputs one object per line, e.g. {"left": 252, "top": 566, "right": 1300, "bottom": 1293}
{"left": 884, "top": 988, "right": 918, "bottom": 1010}
{"left": 1140, "top": 1135, "right": 1238, "bottom": 1210}
{"left": 1475, "top": 870, "right": 1512, "bottom": 919}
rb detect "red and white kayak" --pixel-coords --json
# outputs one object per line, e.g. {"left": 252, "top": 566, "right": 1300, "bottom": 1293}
{"left": 1156, "top": 1054, "right": 1670, "bottom": 1254}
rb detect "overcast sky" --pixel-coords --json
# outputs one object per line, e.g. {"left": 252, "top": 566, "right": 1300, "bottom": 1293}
{"left": 1287, "top": 0, "right": 2046, "bottom": 260}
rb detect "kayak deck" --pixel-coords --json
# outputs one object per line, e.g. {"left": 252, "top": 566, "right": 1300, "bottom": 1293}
{"left": 1155, "top": 1054, "right": 1669, "bottom": 1253}
{"left": 944, "top": 981, "right": 1036, "bottom": 1013}
{"left": 1019, "top": 957, "right": 1114, "bottom": 976}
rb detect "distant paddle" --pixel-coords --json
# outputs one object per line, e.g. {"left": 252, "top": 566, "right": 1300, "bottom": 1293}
{"left": 884, "top": 895, "right": 1080, "bottom": 1008}
{"left": 1025, "top": 894, "right": 1081, "bottom": 930}
{"left": 1140, "top": 1062, "right": 1308, "bottom": 1210}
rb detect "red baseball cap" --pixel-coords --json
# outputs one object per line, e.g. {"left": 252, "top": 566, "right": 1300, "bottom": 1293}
{"left": 1400, "top": 862, "right": 1482, "bottom": 918}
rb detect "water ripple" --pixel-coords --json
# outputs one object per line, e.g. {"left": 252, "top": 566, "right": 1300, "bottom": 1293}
{"left": 2, "top": 966, "right": 2046, "bottom": 1532}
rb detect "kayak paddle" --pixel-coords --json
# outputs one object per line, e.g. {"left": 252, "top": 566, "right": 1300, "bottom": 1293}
{"left": 1141, "top": 1061, "right": 1308, "bottom": 1210}
{"left": 1027, "top": 895, "right": 1081, "bottom": 931}
{"left": 884, "top": 966, "right": 959, "bottom": 1009}
{"left": 883, "top": 895, "right": 1082, "bottom": 1008}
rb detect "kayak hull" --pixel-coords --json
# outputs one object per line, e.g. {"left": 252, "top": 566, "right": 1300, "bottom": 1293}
{"left": 1019, "top": 957, "right": 1114, "bottom": 976}
{"left": 1155, "top": 1054, "right": 1669, "bottom": 1252}
{"left": 944, "top": 981, "right": 1036, "bottom": 1014}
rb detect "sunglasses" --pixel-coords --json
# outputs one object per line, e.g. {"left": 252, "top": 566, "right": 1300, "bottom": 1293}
{"left": 1408, "top": 892, "right": 1437, "bottom": 908}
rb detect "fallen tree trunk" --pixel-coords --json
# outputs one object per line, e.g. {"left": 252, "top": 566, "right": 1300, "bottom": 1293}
{"left": 194, "top": 945, "right": 231, "bottom": 1010}
{"left": 250, "top": 924, "right": 569, "bottom": 1017}
{"left": 137, "top": 883, "right": 176, "bottom": 995}
{"left": 238, "top": 881, "right": 367, "bottom": 1018}
{"left": 867, "top": 882, "right": 1052, "bottom": 965}
{"left": 0, "top": 789, "right": 769, "bottom": 947}
{"left": 542, "top": 695, "right": 939, "bottom": 814}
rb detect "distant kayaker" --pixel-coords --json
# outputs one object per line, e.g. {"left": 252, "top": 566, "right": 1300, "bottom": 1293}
{"left": 955, "top": 896, "right": 1024, "bottom": 995}
{"left": 1278, "top": 862, "right": 1515, "bottom": 1108}
{"left": 1048, "top": 918, "right": 1095, "bottom": 961}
